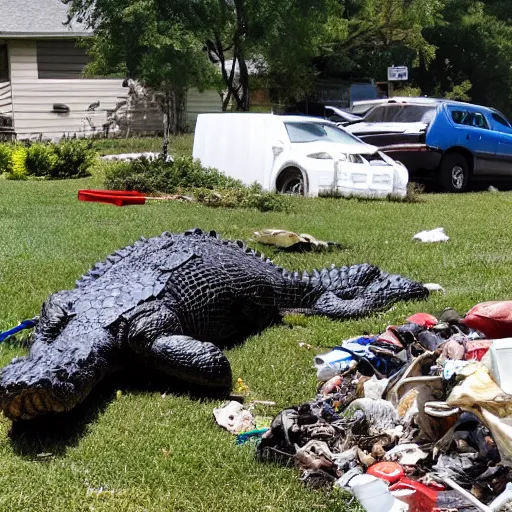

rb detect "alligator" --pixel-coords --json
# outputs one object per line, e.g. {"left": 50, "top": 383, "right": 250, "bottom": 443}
{"left": 0, "top": 228, "right": 429, "bottom": 421}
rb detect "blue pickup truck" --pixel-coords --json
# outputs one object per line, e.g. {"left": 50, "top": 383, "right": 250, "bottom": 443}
{"left": 345, "top": 98, "right": 512, "bottom": 192}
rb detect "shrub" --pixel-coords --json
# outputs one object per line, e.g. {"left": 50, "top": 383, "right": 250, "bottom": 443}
{"left": 0, "top": 139, "right": 96, "bottom": 180}
{"left": 0, "top": 144, "right": 12, "bottom": 173}
{"left": 104, "top": 156, "right": 290, "bottom": 212}
{"left": 104, "top": 156, "right": 243, "bottom": 193}
{"left": 25, "top": 143, "right": 58, "bottom": 177}
{"left": 50, "top": 139, "right": 95, "bottom": 179}
{"left": 8, "top": 146, "right": 28, "bottom": 180}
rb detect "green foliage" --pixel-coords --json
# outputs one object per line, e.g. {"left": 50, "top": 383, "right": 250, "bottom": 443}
{"left": 0, "top": 143, "right": 12, "bottom": 173}
{"left": 194, "top": 183, "right": 290, "bottom": 212}
{"left": 8, "top": 146, "right": 28, "bottom": 180}
{"left": 322, "top": 0, "right": 443, "bottom": 80}
{"left": 0, "top": 140, "right": 95, "bottom": 180}
{"left": 392, "top": 85, "right": 422, "bottom": 97}
{"left": 419, "top": 1, "right": 512, "bottom": 115}
{"left": 104, "top": 156, "right": 289, "bottom": 211}
{"left": 50, "top": 139, "right": 96, "bottom": 179}
{"left": 68, "top": 0, "right": 219, "bottom": 113}
{"left": 104, "top": 156, "right": 241, "bottom": 193}
{"left": 444, "top": 80, "right": 472, "bottom": 102}
{"left": 25, "top": 143, "right": 58, "bottom": 177}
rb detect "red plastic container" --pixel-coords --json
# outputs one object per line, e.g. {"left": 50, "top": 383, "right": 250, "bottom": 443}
{"left": 78, "top": 189, "right": 146, "bottom": 206}
{"left": 390, "top": 477, "right": 438, "bottom": 511}
{"left": 367, "top": 462, "right": 404, "bottom": 484}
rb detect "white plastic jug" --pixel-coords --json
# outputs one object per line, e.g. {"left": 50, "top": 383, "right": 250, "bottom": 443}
{"left": 489, "top": 338, "right": 512, "bottom": 394}
{"left": 314, "top": 349, "right": 353, "bottom": 381}
{"left": 350, "top": 474, "right": 408, "bottom": 512}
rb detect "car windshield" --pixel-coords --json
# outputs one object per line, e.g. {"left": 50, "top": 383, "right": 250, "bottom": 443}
{"left": 285, "top": 121, "right": 362, "bottom": 144}
{"left": 364, "top": 104, "right": 436, "bottom": 123}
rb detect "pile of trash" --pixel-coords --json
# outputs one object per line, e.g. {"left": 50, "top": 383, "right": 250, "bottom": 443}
{"left": 256, "top": 304, "right": 512, "bottom": 512}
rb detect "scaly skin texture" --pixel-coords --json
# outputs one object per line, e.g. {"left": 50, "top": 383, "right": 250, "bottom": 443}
{"left": 0, "top": 228, "right": 428, "bottom": 420}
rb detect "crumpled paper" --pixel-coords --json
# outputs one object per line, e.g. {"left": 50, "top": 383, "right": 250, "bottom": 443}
{"left": 413, "top": 227, "right": 449, "bottom": 243}
{"left": 213, "top": 401, "right": 255, "bottom": 434}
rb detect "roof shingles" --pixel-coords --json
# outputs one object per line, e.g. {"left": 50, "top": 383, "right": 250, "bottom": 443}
{"left": 0, "top": 0, "right": 91, "bottom": 37}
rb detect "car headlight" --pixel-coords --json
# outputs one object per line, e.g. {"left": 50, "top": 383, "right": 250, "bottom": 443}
{"left": 307, "top": 152, "right": 333, "bottom": 160}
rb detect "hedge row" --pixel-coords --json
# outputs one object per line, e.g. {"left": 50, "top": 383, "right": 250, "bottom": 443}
{"left": 0, "top": 139, "right": 96, "bottom": 180}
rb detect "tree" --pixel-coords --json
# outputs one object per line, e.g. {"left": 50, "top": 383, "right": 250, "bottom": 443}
{"left": 64, "top": 0, "right": 219, "bottom": 157}
{"left": 181, "top": 0, "right": 334, "bottom": 111}
{"left": 321, "top": 0, "right": 443, "bottom": 80}
{"left": 419, "top": 0, "right": 512, "bottom": 116}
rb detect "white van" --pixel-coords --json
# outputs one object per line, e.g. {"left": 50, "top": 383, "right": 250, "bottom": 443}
{"left": 192, "top": 113, "right": 408, "bottom": 198}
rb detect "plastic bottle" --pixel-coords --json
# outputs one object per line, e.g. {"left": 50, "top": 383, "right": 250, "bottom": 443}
{"left": 349, "top": 474, "right": 409, "bottom": 512}
{"left": 314, "top": 349, "right": 353, "bottom": 381}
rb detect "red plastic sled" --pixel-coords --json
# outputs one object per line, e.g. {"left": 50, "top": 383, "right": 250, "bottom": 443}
{"left": 78, "top": 189, "right": 147, "bottom": 206}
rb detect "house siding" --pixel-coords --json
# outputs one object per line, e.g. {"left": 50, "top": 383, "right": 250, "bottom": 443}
{"left": 0, "top": 81, "right": 12, "bottom": 114}
{"left": 8, "top": 39, "right": 221, "bottom": 140}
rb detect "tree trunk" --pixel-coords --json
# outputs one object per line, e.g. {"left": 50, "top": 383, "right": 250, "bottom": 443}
{"left": 237, "top": 55, "right": 250, "bottom": 111}
{"left": 175, "top": 89, "right": 187, "bottom": 133}
{"left": 161, "top": 88, "right": 188, "bottom": 159}
{"left": 161, "top": 92, "right": 170, "bottom": 161}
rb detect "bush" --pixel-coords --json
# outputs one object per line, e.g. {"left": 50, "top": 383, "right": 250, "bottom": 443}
{"left": 50, "top": 139, "right": 95, "bottom": 179}
{"left": 0, "top": 144, "right": 12, "bottom": 173}
{"left": 104, "top": 156, "right": 290, "bottom": 212}
{"left": 0, "top": 139, "right": 96, "bottom": 180}
{"left": 25, "top": 143, "right": 58, "bottom": 177}
{"left": 8, "top": 146, "right": 28, "bottom": 180}
{"left": 104, "top": 156, "right": 243, "bottom": 193}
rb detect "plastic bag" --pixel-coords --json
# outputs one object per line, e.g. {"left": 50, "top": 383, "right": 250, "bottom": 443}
{"left": 463, "top": 301, "right": 512, "bottom": 339}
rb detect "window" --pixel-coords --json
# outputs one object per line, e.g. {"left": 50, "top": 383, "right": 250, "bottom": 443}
{"left": 37, "top": 40, "right": 90, "bottom": 79}
{"left": 0, "top": 45, "right": 8, "bottom": 81}
{"left": 284, "top": 122, "right": 362, "bottom": 144}
{"left": 492, "top": 112, "right": 510, "bottom": 128}
{"left": 364, "top": 104, "right": 436, "bottom": 123}
{"left": 451, "top": 109, "right": 489, "bottom": 129}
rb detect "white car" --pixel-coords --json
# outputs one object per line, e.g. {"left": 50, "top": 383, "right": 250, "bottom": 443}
{"left": 193, "top": 113, "right": 409, "bottom": 198}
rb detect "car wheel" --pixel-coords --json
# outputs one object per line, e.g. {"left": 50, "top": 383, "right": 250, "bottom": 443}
{"left": 439, "top": 152, "right": 470, "bottom": 192}
{"left": 277, "top": 168, "right": 305, "bottom": 195}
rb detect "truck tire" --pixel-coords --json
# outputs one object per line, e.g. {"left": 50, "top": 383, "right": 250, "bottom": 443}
{"left": 276, "top": 168, "right": 305, "bottom": 195}
{"left": 438, "top": 152, "right": 470, "bottom": 193}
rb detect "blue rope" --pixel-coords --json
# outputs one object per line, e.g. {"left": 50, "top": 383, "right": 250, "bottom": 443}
{"left": 0, "top": 318, "right": 38, "bottom": 343}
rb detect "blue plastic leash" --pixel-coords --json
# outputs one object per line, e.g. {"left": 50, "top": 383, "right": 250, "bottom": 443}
{"left": 0, "top": 318, "right": 38, "bottom": 343}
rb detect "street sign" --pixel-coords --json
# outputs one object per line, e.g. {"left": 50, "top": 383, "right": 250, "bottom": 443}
{"left": 387, "top": 66, "right": 408, "bottom": 81}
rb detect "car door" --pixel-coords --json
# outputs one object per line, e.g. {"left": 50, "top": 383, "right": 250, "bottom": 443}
{"left": 447, "top": 107, "right": 496, "bottom": 175}
{"left": 488, "top": 111, "right": 512, "bottom": 176}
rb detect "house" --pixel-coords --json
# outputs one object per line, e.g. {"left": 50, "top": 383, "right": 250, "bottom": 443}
{"left": 0, "top": 0, "right": 221, "bottom": 140}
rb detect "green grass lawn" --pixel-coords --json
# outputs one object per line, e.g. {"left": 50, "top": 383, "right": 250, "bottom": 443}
{"left": 0, "top": 137, "right": 512, "bottom": 511}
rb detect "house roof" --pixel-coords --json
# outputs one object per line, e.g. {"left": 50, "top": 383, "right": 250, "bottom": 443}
{"left": 0, "top": 0, "right": 92, "bottom": 38}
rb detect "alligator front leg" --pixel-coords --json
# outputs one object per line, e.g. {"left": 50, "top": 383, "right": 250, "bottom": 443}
{"left": 123, "top": 301, "right": 232, "bottom": 389}
{"left": 140, "top": 335, "right": 232, "bottom": 389}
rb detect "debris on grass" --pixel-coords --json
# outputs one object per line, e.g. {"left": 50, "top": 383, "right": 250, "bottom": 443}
{"left": 255, "top": 304, "right": 512, "bottom": 511}
{"left": 253, "top": 229, "right": 338, "bottom": 251}
{"left": 413, "top": 227, "right": 450, "bottom": 243}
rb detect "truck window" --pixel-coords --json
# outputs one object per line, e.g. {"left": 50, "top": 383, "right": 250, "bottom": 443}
{"left": 285, "top": 122, "right": 361, "bottom": 144}
{"left": 492, "top": 112, "right": 511, "bottom": 128}
{"left": 364, "top": 104, "right": 436, "bottom": 123}
{"left": 451, "top": 109, "right": 489, "bottom": 129}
